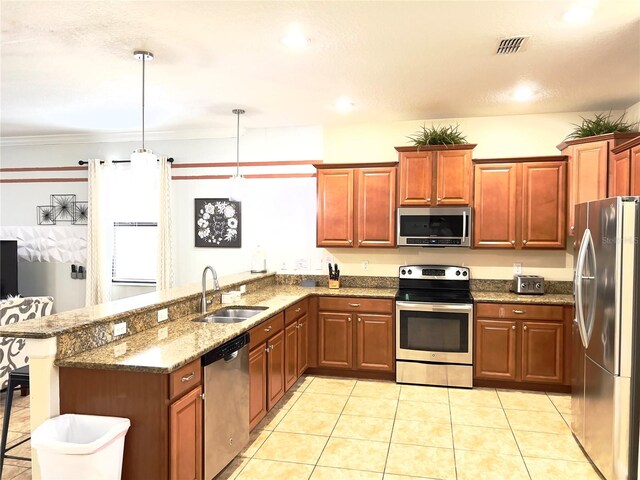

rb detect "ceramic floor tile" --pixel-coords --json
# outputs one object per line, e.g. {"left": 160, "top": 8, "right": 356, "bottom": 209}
{"left": 11, "top": 470, "right": 31, "bottom": 480}
{"left": 342, "top": 396, "right": 398, "bottom": 419}
{"left": 395, "top": 399, "right": 450, "bottom": 423}
{"left": 237, "top": 458, "right": 314, "bottom": 479}
{"left": 506, "top": 408, "right": 571, "bottom": 434}
{"left": 310, "top": 466, "right": 383, "bottom": 479}
{"left": 450, "top": 404, "right": 510, "bottom": 428}
{"left": 306, "top": 377, "right": 356, "bottom": 395}
{"left": 547, "top": 392, "right": 572, "bottom": 414}
{"left": 524, "top": 457, "right": 602, "bottom": 480}
{"left": 383, "top": 475, "right": 431, "bottom": 480}
{"left": 275, "top": 410, "right": 340, "bottom": 436}
{"left": 455, "top": 450, "right": 530, "bottom": 480}
{"left": 254, "top": 431, "right": 328, "bottom": 464}
{"left": 288, "top": 375, "right": 315, "bottom": 394}
{"left": 453, "top": 424, "right": 519, "bottom": 455}
{"left": 254, "top": 407, "right": 288, "bottom": 431}
{"left": 385, "top": 443, "right": 455, "bottom": 480}
{"left": 351, "top": 380, "right": 400, "bottom": 400}
{"left": 0, "top": 464, "right": 30, "bottom": 480}
{"left": 391, "top": 419, "right": 453, "bottom": 449}
{"left": 290, "top": 393, "right": 349, "bottom": 414}
{"left": 514, "top": 430, "right": 589, "bottom": 462}
{"left": 239, "top": 429, "right": 271, "bottom": 458}
{"left": 317, "top": 437, "right": 389, "bottom": 472}
{"left": 215, "top": 456, "right": 251, "bottom": 480}
{"left": 331, "top": 415, "right": 394, "bottom": 442}
{"left": 497, "top": 389, "right": 557, "bottom": 411}
{"left": 278, "top": 391, "right": 302, "bottom": 410}
{"left": 448, "top": 387, "right": 501, "bottom": 408}
{"left": 399, "top": 384, "right": 449, "bottom": 404}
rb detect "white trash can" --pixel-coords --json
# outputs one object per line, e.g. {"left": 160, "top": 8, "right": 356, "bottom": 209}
{"left": 32, "top": 414, "right": 130, "bottom": 480}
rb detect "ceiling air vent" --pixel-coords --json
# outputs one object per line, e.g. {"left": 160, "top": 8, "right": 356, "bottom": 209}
{"left": 496, "top": 36, "right": 528, "bottom": 55}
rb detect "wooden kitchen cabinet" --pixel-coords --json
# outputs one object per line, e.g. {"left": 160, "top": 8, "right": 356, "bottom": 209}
{"left": 474, "top": 157, "right": 567, "bottom": 249}
{"left": 474, "top": 302, "right": 571, "bottom": 391}
{"left": 249, "top": 344, "right": 267, "bottom": 429}
{"left": 395, "top": 145, "right": 476, "bottom": 206}
{"left": 266, "top": 329, "right": 285, "bottom": 410}
{"left": 558, "top": 132, "right": 640, "bottom": 236}
{"left": 315, "top": 163, "right": 397, "bottom": 248}
{"left": 170, "top": 385, "right": 203, "bottom": 480}
{"left": 317, "top": 297, "right": 394, "bottom": 374}
{"left": 610, "top": 137, "right": 640, "bottom": 197}
{"left": 284, "top": 298, "right": 309, "bottom": 391}
{"left": 284, "top": 321, "right": 298, "bottom": 391}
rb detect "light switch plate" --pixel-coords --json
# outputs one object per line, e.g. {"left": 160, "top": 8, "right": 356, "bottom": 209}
{"left": 157, "top": 308, "right": 168, "bottom": 322}
{"left": 513, "top": 263, "right": 522, "bottom": 275}
{"left": 113, "top": 321, "right": 127, "bottom": 336}
{"left": 239, "top": 284, "right": 246, "bottom": 294}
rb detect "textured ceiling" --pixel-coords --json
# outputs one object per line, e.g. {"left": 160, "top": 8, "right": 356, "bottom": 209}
{"left": 1, "top": 0, "right": 639, "bottom": 137}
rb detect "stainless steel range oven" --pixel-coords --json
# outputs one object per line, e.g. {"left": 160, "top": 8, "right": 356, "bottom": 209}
{"left": 396, "top": 265, "right": 474, "bottom": 388}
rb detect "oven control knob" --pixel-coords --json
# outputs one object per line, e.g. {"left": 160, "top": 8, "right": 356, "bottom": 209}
{"left": 521, "top": 282, "right": 527, "bottom": 288}
{"left": 401, "top": 269, "right": 406, "bottom": 275}
{"left": 535, "top": 283, "right": 542, "bottom": 289}
{"left": 408, "top": 269, "right": 412, "bottom": 275}
{"left": 463, "top": 271, "right": 468, "bottom": 277}
{"left": 456, "top": 270, "right": 460, "bottom": 276}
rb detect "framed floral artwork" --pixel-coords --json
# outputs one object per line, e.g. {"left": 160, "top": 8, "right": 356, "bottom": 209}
{"left": 194, "top": 198, "right": 241, "bottom": 248}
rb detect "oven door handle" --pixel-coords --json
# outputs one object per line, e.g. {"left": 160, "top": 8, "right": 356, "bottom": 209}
{"left": 396, "top": 301, "right": 473, "bottom": 312}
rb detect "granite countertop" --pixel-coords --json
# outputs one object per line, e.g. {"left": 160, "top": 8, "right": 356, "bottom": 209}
{"left": 472, "top": 291, "right": 574, "bottom": 305}
{"left": 55, "top": 285, "right": 396, "bottom": 374}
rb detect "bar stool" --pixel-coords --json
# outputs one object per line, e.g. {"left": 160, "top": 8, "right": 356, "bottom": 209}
{"left": 0, "top": 365, "right": 31, "bottom": 476}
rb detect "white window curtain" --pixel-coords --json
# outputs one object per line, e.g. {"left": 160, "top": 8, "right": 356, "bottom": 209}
{"left": 157, "top": 156, "right": 174, "bottom": 290}
{"left": 85, "top": 159, "right": 114, "bottom": 307}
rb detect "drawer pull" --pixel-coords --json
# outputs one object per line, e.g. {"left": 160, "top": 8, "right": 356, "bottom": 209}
{"left": 523, "top": 325, "right": 528, "bottom": 330}
{"left": 512, "top": 325, "right": 516, "bottom": 330}
{"left": 181, "top": 372, "right": 195, "bottom": 383}
{"left": 295, "top": 307, "right": 301, "bottom": 313}
{"left": 347, "top": 317, "right": 352, "bottom": 322}
{"left": 522, "top": 240, "right": 528, "bottom": 245}
{"left": 348, "top": 303, "right": 361, "bottom": 307}
{"left": 512, "top": 309, "right": 527, "bottom": 314}
{"left": 511, "top": 240, "right": 516, "bottom": 245}
{"left": 264, "top": 325, "right": 272, "bottom": 332}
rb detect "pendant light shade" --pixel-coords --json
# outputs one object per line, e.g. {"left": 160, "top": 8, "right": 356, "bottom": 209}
{"left": 229, "top": 108, "right": 246, "bottom": 202}
{"left": 131, "top": 50, "right": 157, "bottom": 165}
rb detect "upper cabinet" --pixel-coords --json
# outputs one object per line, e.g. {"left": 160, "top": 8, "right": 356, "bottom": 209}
{"left": 316, "top": 163, "right": 397, "bottom": 248}
{"left": 557, "top": 132, "right": 640, "bottom": 236}
{"left": 610, "top": 136, "right": 640, "bottom": 197}
{"left": 474, "top": 156, "right": 567, "bottom": 250}
{"left": 395, "top": 145, "right": 476, "bottom": 207}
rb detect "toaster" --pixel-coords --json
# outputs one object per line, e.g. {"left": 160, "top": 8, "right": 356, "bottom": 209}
{"left": 512, "top": 274, "right": 544, "bottom": 295}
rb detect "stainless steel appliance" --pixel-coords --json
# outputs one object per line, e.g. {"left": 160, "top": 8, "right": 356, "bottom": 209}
{"left": 397, "top": 207, "right": 471, "bottom": 247}
{"left": 395, "top": 265, "right": 474, "bottom": 387}
{"left": 202, "top": 333, "right": 249, "bottom": 479}
{"left": 511, "top": 274, "right": 544, "bottom": 295}
{"left": 572, "top": 197, "right": 640, "bottom": 480}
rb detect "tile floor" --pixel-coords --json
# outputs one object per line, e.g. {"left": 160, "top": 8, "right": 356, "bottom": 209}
{"left": 216, "top": 375, "right": 602, "bottom": 480}
{"left": 0, "top": 390, "right": 32, "bottom": 479}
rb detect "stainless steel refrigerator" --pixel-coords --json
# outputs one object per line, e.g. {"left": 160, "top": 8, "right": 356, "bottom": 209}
{"left": 572, "top": 196, "right": 640, "bottom": 480}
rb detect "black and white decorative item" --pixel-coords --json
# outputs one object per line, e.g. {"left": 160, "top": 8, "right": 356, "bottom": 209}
{"left": 35, "top": 194, "right": 88, "bottom": 226}
{"left": 194, "top": 198, "right": 241, "bottom": 248}
{"left": 51, "top": 194, "right": 76, "bottom": 222}
{"left": 37, "top": 205, "right": 56, "bottom": 225}
{"left": 72, "top": 201, "right": 88, "bottom": 225}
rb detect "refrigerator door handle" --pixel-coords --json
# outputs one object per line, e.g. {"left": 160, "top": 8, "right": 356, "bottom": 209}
{"left": 583, "top": 234, "right": 597, "bottom": 343}
{"left": 575, "top": 228, "right": 591, "bottom": 348}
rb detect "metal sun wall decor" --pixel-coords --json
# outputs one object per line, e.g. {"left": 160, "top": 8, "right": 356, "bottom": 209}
{"left": 37, "top": 194, "right": 88, "bottom": 225}
{"left": 194, "top": 198, "right": 241, "bottom": 248}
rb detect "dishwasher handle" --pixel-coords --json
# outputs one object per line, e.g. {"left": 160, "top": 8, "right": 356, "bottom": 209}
{"left": 201, "top": 332, "right": 249, "bottom": 367}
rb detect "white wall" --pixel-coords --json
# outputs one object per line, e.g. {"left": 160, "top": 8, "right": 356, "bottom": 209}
{"left": 626, "top": 100, "right": 640, "bottom": 125}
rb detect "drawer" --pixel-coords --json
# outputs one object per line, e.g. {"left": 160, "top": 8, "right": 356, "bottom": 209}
{"left": 318, "top": 296, "right": 393, "bottom": 314}
{"left": 249, "top": 312, "right": 284, "bottom": 348}
{"left": 476, "top": 302, "right": 564, "bottom": 321}
{"left": 285, "top": 299, "right": 308, "bottom": 325}
{"left": 169, "top": 359, "right": 202, "bottom": 401}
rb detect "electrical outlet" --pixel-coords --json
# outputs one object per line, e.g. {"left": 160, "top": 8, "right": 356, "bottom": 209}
{"left": 113, "top": 321, "right": 127, "bottom": 337}
{"left": 157, "top": 308, "right": 168, "bottom": 322}
{"left": 513, "top": 263, "right": 522, "bottom": 275}
{"left": 362, "top": 260, "right": 369, "bottom": 271}
{"left": 158, "top": 326, "right": 169, "bottom": 340}
{"left": 239, "top": 284, "right": 246, "bottom": 294}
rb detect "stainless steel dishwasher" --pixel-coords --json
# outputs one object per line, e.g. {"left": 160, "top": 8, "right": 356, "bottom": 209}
{"left": 201, "top": 332, "right": 249, "bottom": 479}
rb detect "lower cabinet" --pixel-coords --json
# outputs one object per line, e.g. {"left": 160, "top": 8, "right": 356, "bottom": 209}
{"left": 170, "top": 385, "right": 203, "bottom": 480}
{"left": 474, "top": 303, "right": 570, "bottom": 389}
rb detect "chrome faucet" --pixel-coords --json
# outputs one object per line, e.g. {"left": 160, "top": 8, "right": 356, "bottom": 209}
{"left": 201, "top": 266, "right": 220, "bottom": 314}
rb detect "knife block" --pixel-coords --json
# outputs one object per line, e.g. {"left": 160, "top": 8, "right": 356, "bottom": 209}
{"left": 328, "top": 279, "right": 340, "bottom": 289}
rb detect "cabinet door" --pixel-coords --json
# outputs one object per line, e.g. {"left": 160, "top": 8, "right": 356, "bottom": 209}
{"left": 398, "top": 151, "right": 433, "bottom": 206}
{"left": 475, "top": 319, "right": 517, "bottom": 381}
{"left": 631, "top": 146, "right": 640, "bottom": 196}
{"left": 170, "top": 386, "right": 203, "bottom": 480}
{"left": 267, "top": 330, "right": 286, "bottom": 410}
{"left": 436, "top": 149, "right": 472, "bottom": 206}
{"left": 317, "top": 169, "right": 354, "bottom": 247}
{"left": 521, "top": 321, "right": 564, "bottom": 384}
{"left": 318, "top": 312, "right": 353, "bottom": 369}
{"left": 284, "top": 321, "right": 298, "bottom": 392}
{"left": 356, "top": 313, "right": 394, "bottom": 372}
{"left": 609, "top": 150, "right": 631, "bottom": 197}
{"left": 568, "top": 141, "right": 608, "bottom": 235}
{"left": 297, "top": 313, "right": 309, "bottom": 376}
{"left": 521, "top": 161, "right": 566, "bottom": 249}
{"left": 473, "top": 163, "right": 517, "bottom": 248}
{"left": 356, "top": 167, "right": 396, "bottom": 247}
{"left": 249, "top": 344, "right": 267, "bottom": 430}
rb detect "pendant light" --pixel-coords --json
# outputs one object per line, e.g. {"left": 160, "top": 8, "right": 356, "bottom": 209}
{"left": 131, "top": 50, "right": 157, "bottom": 166}
{"left": 229, "top": 108, "right": 246, "bottom": 201}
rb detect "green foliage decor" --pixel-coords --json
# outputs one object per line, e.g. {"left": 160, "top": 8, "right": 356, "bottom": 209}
{"left": 407, "top": 124, "right": 468, "bottom": 147}
{"left": 566, "top": 112, "right": 638, "bottom": 140}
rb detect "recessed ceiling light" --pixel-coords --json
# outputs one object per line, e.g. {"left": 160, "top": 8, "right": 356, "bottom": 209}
{"left": 513, "top": 85, "right": 535, "bottom": 102}
{"left": 563, "top": 6, "right": 593, "bottom": 24}
{"left": 281, "top": 26, "right": 310, "bottom": 49}
{"left": 335, "top": 97, "right": 355, "bottom": 113}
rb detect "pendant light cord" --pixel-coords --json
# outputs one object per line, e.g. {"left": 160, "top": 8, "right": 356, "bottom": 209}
{"left": 236, "top": 110, "right": 240, "bottom": 176}
{"left": 142, "top": 54, "right": 146, "bottom": 150}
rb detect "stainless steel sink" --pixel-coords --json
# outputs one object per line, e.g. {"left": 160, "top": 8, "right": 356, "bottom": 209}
{"left": 193, "top": 306, "right": 268, "bottom": 324}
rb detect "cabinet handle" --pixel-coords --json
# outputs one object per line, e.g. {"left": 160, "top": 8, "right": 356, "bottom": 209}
{"left": 511, "top": 240, "right": 516, "bottom": 245}
{"left": 295, "top": 324, "right": 300, "bottom": 329}
{"left": 295, "top": 307, "right": 301, "bottom": 313}
{"left": 523, "top": 325, "right": 528, "bottom": 330}
{"left": 265, "top": 347, "right": 270, "bottom": 353}
{"left": 300, "top": 322, "right": 304, "bottom": 327}
{"left": 512, "top": 309, "right": 527, "bottom": 314}
{"left": 181, "top": 372, "right": 195, "bottom": 383}
{"left": 427, "top": 197, "right": 431, "bottom": 202}
{"left": 357, "top": 317, "right": 361, "bottom": 322}
{"left": 437, "top": 197, "right": 442, "bottom": 201}
{"left": 348, "top": 239, "right": 353, "bottom": 244}
{"left": 264, "top": 325, "right": 272, "bottom": 332}
{"left": 522, "top": 240, "right": 528, "bottom": 245}
{"left": 348, "top": 303, "right": 360, "bottom": 307}
{"left": 347, "top": 317, "right": 352, "bottom": 322}
{"left": 512, "top": 325, "right": 516, "bottom": 330}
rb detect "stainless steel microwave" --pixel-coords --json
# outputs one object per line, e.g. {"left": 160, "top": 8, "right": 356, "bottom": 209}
{"left": 397, "top": 207, "right": 472, "bottom": 247}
